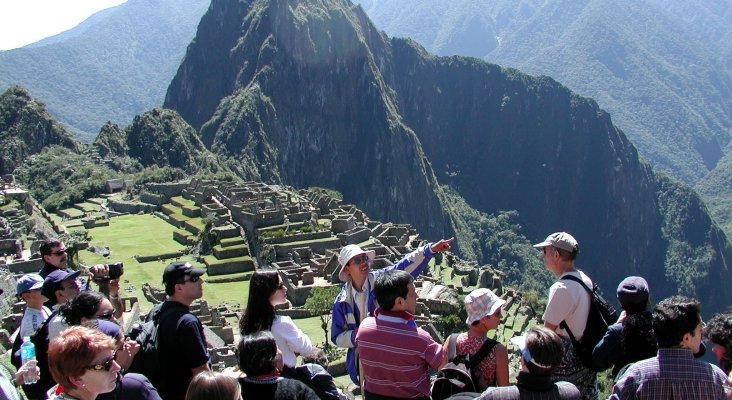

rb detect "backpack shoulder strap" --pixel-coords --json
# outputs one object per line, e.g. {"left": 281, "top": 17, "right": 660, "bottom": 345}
{"left": 466, "top": 338, "right": 498, "bottom": 369}
{"left": 34, "top": 309, "right": 60, "bottom": 339}
{"left": 558, "top": 274, "right": 589, "bottom": 346}
{"left": 447, "top": 333, "right": 459, "bottom": 362}
{"left": 559, "top": 273, "right": 593, "bottom": 295}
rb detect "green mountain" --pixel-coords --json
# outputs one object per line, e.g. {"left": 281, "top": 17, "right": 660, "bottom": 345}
{"left": 353, "top": 0, "right": 732, "bottom": 237}
{"left": 164, "top": 0, "right": 732, "bottom": 311}
{"left": 0, "top": 0, "right": 210, "bottom": 142}
{"left": 0, "top": 86, "right": 79, "bottom": 175}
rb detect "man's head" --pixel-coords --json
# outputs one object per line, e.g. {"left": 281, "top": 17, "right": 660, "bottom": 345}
{"left": 374, "top": 270, "right": 416, "bottom": 313}
{"left": 337, "top": 244, "right": 375, "bottom": 285}
{"left": 512, "top": 326, "right": 564, "bottom": 376}
{"left": 464, "top": 288, "right": 506, "bottom": 328}
{"left": 16, "top": 273, "right": 46, "bottom": 307}
{"left": 42, "top": 269, "right": 82, "bottom": 306}
{"left": 40, "top": 239, "right": 68, "bottom": 269}
{"left": 162, "top": 261, "right": 205, "bottom": 301}
{"left": 617, "top": 276, "right": 650, "bottom": 313}
{"left": 533, "top": 232, "right": 578, "bottom": 274}
{"left": 653, "top": 295, "right": 703, "bottom": 352}
{"left": 704, "top": 311, "right": 732, "bottom": 374}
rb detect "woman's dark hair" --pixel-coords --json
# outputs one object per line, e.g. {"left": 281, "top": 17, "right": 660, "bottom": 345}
{"left": 622, "top": 311, "right": 658, "bottom": 363}
{"left": 237, "top": 331, "right": 278, "bottom": 376}
{"left": 59, "top": 291, "right": 106, "bottom": 325}
{"left": 185, "top": 371, "right": 240, "bottom": 400}
{"left": 704, "top": 311, "right": 732, "bottom": 374}
{"left": 239, "top": 270, "right": 280, "bottom": 335}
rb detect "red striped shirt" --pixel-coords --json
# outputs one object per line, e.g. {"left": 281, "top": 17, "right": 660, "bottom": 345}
{"left": 356, "top": 311, "right": 444, "bottom": 398}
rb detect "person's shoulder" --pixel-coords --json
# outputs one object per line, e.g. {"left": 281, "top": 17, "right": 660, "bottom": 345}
{"left": 277, "top": 377, "right": 319, "bottom": 397}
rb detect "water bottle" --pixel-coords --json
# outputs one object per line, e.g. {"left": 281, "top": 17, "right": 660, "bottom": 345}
{"left": 20, "top": 336, "right": 38, "bottom": 385}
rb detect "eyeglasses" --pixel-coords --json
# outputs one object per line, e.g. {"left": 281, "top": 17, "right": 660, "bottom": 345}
{"left": 97, "top": 309, "right": 116, "bottom": 320}
{"left": 52, "top": 249, "right": 67, "bottom": 256}
{"left": 350, "top": 254, "right": 369, "bottom": 265}
{"left": 180, "top": 275, "right": 201, "bottom": 284}
{"left": 87, "top": 352, "right": 117, "bottom": 371}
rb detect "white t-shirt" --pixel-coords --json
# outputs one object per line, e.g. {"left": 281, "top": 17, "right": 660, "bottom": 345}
{"left": 542, "top": 270, "right": 592, "bottom": 340}
{"left": 272, "top": 315, "right": 313, "bottom": 368}
{"left": 19, "top": 306, "right": 51, "bottom": 339}
{"left": 47, "top": 305, "right": 69, "bottom": 341}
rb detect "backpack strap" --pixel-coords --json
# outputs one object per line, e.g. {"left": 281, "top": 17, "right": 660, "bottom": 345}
{"left": 558, "top": 273, "right": 593, "bottom": 345}
{"left": 466, "top": 338, "right": 498, "bottom": 369}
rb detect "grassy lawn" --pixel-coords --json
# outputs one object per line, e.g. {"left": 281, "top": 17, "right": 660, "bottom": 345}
{"left": 76, "top": 202, "right": 100, "bottom": 212}
{"left": 72, "top": 214, "right": 250, "bottom": 313}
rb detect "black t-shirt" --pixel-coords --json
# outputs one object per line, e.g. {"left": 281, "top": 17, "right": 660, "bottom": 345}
{"left": 157, "top": 301, "right": 210, "bottom": 400}
{"left": 97, "top": 373, "right": 162, "bottom": 400}
{"left": 239, "top": 377, "right": 319, "bottom": 400}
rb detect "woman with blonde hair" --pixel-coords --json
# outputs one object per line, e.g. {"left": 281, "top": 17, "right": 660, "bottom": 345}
{"left": 47, "top": 326, "right": 121, "bottom": 399}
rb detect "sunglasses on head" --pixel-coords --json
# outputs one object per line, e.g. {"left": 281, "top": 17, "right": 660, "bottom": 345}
{"left": 87, "top": 352, "right": 117, "bottom": 371}
{"left": 350, "top": 254, "right": 369, "bottom": 265}
{"left": 97, "top": 309, "right": 116, "bottom": 320}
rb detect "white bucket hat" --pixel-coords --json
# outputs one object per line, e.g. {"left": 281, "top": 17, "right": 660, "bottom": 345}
{"left": 337, "top": 244, "right": 375, "bottom": 282}
{"left": 464, "top": 288, "right": 506, "bottom": 325}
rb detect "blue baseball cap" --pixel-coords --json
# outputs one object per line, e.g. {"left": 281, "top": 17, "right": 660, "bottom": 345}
{"left": 16, "top": 273, "right": 44, "bottom": 296}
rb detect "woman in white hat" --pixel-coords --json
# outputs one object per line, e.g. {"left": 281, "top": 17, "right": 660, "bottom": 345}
{"left": 456, "top": 288, "right": 509, "bottom": 390}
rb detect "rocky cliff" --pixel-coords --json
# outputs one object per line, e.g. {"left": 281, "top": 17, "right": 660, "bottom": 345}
{"left": 163, "top": 0, "right": 732, "bottom": 310}
{"left": 0, "top": 86, "right": 79, "bottom": 175}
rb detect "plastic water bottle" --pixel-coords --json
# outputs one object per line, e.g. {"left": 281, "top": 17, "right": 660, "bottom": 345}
{"left": 20, "top": 336, "right": 38, "bottom": 385}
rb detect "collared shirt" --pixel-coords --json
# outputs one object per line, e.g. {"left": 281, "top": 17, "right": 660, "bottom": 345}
{"left": 610, "top": 348, "right": 727, "bottom": 400}
{"left": 356, "top": 309, "right": 442, "bottom": 398}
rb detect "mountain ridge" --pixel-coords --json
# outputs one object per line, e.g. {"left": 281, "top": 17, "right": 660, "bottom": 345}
{"left": 164, "top": 0, "right": 732, "bottom": 311}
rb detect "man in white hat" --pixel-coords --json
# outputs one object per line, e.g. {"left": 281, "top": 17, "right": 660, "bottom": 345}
{"left": 331, "top": 237, "right": 454, "bottom": 385}
{"left": 533, "top": 232, "right": 597, "bottom": 400}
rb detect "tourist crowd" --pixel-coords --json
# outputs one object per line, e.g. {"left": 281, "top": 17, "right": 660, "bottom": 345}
{"left": 1, "top": 235, "right": 731, "bottom": 400}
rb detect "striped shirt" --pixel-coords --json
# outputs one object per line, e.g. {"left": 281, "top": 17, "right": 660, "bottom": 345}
{"left": 610, "top": 348, "right": 727, "bottom": 400}
{"left": 356, "top": 310, "right": 444, "bottom": 398}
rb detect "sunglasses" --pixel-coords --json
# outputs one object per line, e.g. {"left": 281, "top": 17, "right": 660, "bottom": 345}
{"left": 180, "top": 275, "right": 201, "bottom": 284}
{"left": 278, "top": 282, "right": 286, "bottom": 290}
{"left": 97, "top": 309, "right": 116, "bottom": 320}
{"left": 52, "top": 249, "right": 67, "bottom": 256}
{"left": 350, "top": 254, "right": 369, "bottom": 265}
{"left": 87, "top": 352, "right": 117, "bottom": 371}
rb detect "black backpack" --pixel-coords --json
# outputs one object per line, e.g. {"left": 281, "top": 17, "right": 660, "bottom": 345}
{"left": 431, "top": 333, "right": 498, "bottom": 400}
{"left": 126, "top": 303, "right": 185, "bottom": 389}
{"left": 11, "top": 309, "right": 60, "bottom": 400}
{"left": 559, "top": 274, "right": 618, "bottom": 372}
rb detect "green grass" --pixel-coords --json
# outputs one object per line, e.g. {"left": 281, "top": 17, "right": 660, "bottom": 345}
{"left": 72, "top": 213, "right": 254, "bottom": 313}
{"left": 59, "top": 208, "right": 84, "bottom": 218}
{"left": 75, "top": 202, "right": 100, "bottom": 212}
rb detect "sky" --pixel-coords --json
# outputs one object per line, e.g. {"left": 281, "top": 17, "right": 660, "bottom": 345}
{"left": 0, "top": 0, "right": 128, "bottom": 51}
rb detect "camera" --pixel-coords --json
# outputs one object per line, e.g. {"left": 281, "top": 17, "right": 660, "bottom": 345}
{"left": 92, "top": 262, "right": 124, "bottom": 283}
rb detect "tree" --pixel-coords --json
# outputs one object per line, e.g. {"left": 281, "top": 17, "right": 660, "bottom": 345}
{"left": 304, "top": 285, "right": 341, "bottom": 350}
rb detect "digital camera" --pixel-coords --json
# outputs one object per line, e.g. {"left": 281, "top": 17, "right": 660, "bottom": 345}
{"left": 92, "top": 262, "right": 124, "bottom": 283}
